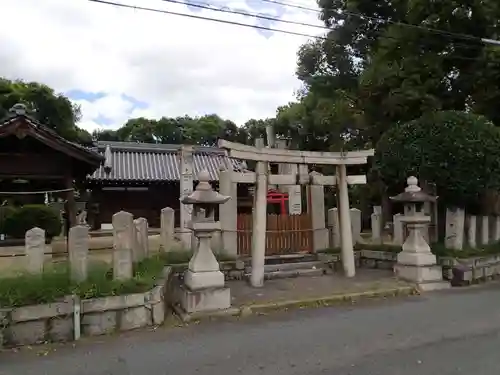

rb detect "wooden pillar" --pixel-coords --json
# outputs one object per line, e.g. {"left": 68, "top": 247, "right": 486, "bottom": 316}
{"left": 65, "top": 175, "right": 76, "bottom": 230}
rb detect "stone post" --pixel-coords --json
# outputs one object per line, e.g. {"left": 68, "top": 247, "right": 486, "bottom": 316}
{"left": 393, "top": 213, "right": 404, "bottom": 245}
{"left": 179, "top": 145, "right": 194, "bottom": 250}
{"left": 327, "top": 208, "right": 340, "bottom": 248}
{"left": 308, "top": 172, "right": 329, "bottom": 252}
{"left": 112, "top": 211, "right": 134, "bottom": 280}
{"left": 160, "top": 207, "right": 175, "bottom": 252}
{"left": 392, "top": 177, "right": 449, "bottom": 291}
{"left": 68, "top": 225, "right": 89, "bottom": 282}
{"left": 480, "top": 215, "right": 489, "bottom": 245}
{"left": 134, "top": 217, "right": 149, "bottom": 261}
{"left": 445, "top": 208, "right": 465, "bottom": 250}
{"left": 337, "top": 164, "right": 355, "bottom": 277}
{"left": 25, "top": 227, "right": 45, "bottom": 274}
{"left": 371, "top": 206, "right": 382, "bottom": 243}
{"left": 494, "top": 216, "right": 500, "bottom": 242}
{"left": 219, "top": 168, "right": 238, "bottom": 257}
{"left": 275, "top": 141, "right": 302, "bottom": 215}
{"left": 179, "top": 170, "right": 231, "bottom": 313}
{"left": 287, "top": 165, "right": 302, "bottom": 215}
{"left": 251, "top": 158, "right": 268, "bottom": 287}
{"left": 350, "top": 208, "right": 362, "bottom": 244}
{"left": 466, "top": 215, "right": 477, "bottom": 248}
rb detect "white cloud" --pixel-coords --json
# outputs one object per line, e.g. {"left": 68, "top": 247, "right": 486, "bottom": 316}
{"left": 0, "top": 0, "right": 324, "bottom": 131}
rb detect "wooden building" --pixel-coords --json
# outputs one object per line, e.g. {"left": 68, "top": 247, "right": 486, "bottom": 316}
{"left": 85, "top": 141, "right": 249, "bottom": 228}
{"left": 0, "top": 104, "right": 103, "bottom": 226}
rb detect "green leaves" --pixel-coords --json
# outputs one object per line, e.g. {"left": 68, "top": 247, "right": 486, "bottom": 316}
{"left": 0, "top": 78, "right": 93, "bottom": 145}
{"left": 375, "top": 111, "right": 500, "bottom": 210}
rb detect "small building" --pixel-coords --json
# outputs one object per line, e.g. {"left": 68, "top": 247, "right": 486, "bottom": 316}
{"left": 85, "top": 141, "right": 249, "bottom": 228}
{"left": 0, "top": 104, "right": 103, "bottom": 226}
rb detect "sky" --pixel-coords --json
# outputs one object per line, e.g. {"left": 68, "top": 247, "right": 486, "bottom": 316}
{"left": 0, "top": 0, "right": 324, "bottom": 133}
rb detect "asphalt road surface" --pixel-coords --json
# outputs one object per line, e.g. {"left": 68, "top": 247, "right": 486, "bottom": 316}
{"left": 2, "top": 285, "right": 500, "bottom": 374}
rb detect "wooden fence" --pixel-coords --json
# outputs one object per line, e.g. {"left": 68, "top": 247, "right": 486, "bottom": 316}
{"left": 237, "top": 213, "right": 313, "bottom": 256}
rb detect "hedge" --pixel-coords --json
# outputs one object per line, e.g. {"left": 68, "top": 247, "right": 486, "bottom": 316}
{"left": 2, "top": 205, "right": 62, "bottom": 239}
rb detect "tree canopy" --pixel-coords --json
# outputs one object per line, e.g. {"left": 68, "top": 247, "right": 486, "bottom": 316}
{"left": 293, "top": 0, "right": 500, "bottom": 149}
{"left": 0, "top": 78, "right": 92, "bottom": 144}
{"left": 375, "top": 111, "right": 500, "bottom": 211}
{"left": 91, "top": 114, "right": 273, "bottom": 146}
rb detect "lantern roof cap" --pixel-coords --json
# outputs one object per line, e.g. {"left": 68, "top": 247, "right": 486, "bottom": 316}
{"left": 180, "top": 169, "right": 231, "bottom": 205}
{"left": 390, "top": 176, "right": 437, "bottom": 203}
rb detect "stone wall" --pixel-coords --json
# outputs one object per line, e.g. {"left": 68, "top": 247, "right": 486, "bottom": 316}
{"left": 440, "top": 255, "right": 500, "bottom": 285}
{"left": 350, "top": 248, "right": 500, "bottom": 286}
{"left": 0, "top": 267, "right": 172, "bottom": 348}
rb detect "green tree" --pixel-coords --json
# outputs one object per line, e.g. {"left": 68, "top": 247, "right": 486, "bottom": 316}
{"left": 0, "top": 78, "right": 92, "bottom": 144}
{"left": 296, "top": 0, "right": 500, "bottom": 147}
{"left": 375, "top": 111, "right": 500, "bottom": 212}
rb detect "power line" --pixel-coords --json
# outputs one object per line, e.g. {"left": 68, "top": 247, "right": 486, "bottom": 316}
{"left": 88, "top": 0, "right": 494, "bottom": 63}
{"left": 154, "top": 0, "right": 484, "bottom": 52}
{"left": 88, "top": 0, "right": 327, "bottom": 40}
{"left": 158, "top": 0, "right": 327, "bottom": 30}
{"left": 259, "top": 0, "right": 500, "bottom": 46}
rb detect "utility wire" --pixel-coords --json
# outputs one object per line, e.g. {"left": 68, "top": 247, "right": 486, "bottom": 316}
{"left": 88, "top": 0, "right": 496, "bottom": 63}
{"left": 89, "top": 0, "right": 327, "bottom": 40}
{"left": 259, "top": 0, "right": 500, "bottom": 46}
{"left": 158, "top": 0, "right": 327, "bottom": 30}
{"left": 154, "top": 0, "right": 489, "bottom": 52}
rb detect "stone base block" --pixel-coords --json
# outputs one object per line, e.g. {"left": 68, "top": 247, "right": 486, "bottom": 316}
{"left": 179, "top": 285, "right": 231, "bottom": 313}
{"left": 397, "top": 251, "right": 436, "bottom": 267}
{"left": 184, "top": 269, "right": 225, "bottom": 290}
{"left": 395, "top": 263, "right": 450, "bottom": 291}
{"left": 395, "top": 263, "right": 443, "bottom": 283}
{"left": 417, "top": 281, "right": 451, "bottom": 292}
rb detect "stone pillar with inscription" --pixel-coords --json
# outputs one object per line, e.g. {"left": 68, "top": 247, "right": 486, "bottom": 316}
{"left": 308, "top": 171, "right": 329, "bottom": 252}
{"left": 218, "top": 167, "right": 238, "bottom": 256}
{"left": 68, "top": 225, "right": 89, "bottom": 282}
{"left": 134, "top": 217, "right": 149, "bottom": 261}
{"left": 160, "top": 207, "right": 175, "bottom": 252}
{"left": 179, "top": 146, "right": 194, "bottom": 250}
{"left": 112, "top": 211, "right": 134, "bottom": 280}
{"left": 25, "top": 227, "right": 45, "bottom": 274}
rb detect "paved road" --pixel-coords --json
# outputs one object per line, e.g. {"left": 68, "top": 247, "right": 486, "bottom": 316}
{"left": 2, "top": 285, "right": 500, "bottom": 374}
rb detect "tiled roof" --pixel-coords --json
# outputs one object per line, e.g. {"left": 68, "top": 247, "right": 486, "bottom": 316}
{"left": 88, "top": 141, "right": 243, "bottom": 182}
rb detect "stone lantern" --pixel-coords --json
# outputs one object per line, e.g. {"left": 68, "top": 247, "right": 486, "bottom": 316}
{"left": 390, "top": 176, "right": 449, "bottom": 291}
{"left": 178, "top": 170, "right": 232, "bottom": 313}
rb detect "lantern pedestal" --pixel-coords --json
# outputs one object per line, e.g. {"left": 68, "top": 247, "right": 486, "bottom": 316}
{"left": 178, "top": 286, "right": 231, "bottom": 314}
{"left": 176, "top": 170, "right": 233, "bottom": 314}
{"left": 391, "top": 177, "right": 450, "bottom": 292}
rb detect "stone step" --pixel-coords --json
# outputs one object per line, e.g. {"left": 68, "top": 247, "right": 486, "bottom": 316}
{"left": 264, "top": 261, "right": 324, "bottom": 273}
{"left": 245, "top": 261, "right": 323, "bottom": 274}
{"left": 245, "top": 267, "right": 325, "bottom": 281}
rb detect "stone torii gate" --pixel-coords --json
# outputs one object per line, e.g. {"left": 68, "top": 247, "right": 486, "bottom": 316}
{"left": 218, "top": 139, "right": 375, "bottom": 287}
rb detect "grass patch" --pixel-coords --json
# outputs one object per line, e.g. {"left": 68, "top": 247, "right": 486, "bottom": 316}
{"left": 0, "top": 254, "right": 167, "bottom": 308}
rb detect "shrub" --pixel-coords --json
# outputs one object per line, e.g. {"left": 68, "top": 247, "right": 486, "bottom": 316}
{"left": 0, "top": 205, "right": 16, "bottom": 234}
{"left": 3, "top": 205, "right": 62, "bottom": 239}
{"left": 375, "top": 111, "right": 500, "bottom": 209}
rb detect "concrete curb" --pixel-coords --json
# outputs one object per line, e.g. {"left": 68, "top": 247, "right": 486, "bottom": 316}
{"left": 172, "top": 285, "right": 417, "bottom": 323}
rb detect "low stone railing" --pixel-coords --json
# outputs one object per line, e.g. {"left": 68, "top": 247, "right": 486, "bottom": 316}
{"left": 440, "top": 255, "right": 500, "bottom": 285}
{"left": 0, "top": 267, "right": 172, "bottom": 348}
{"left": 349, "top": 247, "right": 500, "bottom": 285}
